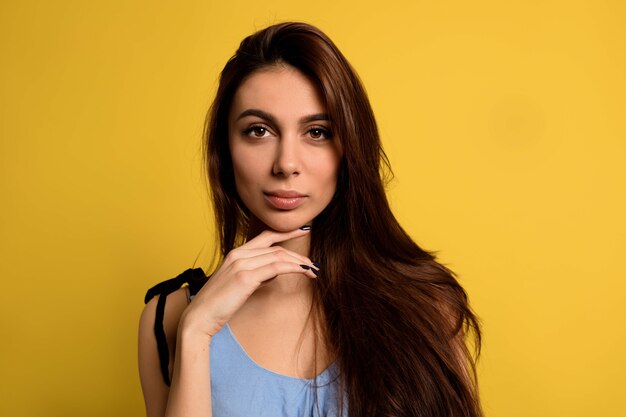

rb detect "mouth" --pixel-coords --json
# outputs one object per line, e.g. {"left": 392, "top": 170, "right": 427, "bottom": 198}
{"left": 263, "top": 190, "right": 307, "bottom": 210}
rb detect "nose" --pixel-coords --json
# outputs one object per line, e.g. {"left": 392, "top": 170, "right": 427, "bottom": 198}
{"left": 272, "top": 134, "right": 300, "bottom": 177}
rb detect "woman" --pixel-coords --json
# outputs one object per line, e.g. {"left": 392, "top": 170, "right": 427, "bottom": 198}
{"left": 139, "top": 21, "right": 482, "bottom": 417}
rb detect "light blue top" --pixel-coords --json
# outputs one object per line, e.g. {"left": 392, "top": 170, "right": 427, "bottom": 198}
{"left": 209, "top": 323, "right": 346, "bottom": 417}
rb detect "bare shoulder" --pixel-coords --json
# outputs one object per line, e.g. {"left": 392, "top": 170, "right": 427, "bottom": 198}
{"left": 138, "top": 287, "right": 190, "bottom": 417}
{"left": 139, "top": 287, "right": 190, "bottom": 339}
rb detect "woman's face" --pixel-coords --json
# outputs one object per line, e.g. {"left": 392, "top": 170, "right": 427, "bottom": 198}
{"left": 228, "top": 65, "right": 342, "bottom": 232}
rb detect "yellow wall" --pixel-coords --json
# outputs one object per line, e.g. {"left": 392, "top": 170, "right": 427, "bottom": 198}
{"left": 1, "top": 1, "right": 624, "bottom": 416}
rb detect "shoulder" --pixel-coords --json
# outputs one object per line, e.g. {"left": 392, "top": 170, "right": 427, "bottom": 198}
{"left": 139, "top": 287, "right": 190, "bottom": 341}
{"left": 138, "top": 285, "right": 190, "bottom": 374}
{"left": 138, "top": 268, "right": 208, "bottom": 416}
{"left": 139, "top": 267, "right": 208, "bottom": 351}
{"left": 138, "top": 287, "right": 190, "bottom": 417}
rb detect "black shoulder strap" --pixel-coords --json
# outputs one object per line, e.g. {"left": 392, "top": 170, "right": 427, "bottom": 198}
{"left": 144, "top": 268, "right": 208, "bottom": 386}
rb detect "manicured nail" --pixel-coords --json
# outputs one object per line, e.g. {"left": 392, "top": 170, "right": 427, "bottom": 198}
{"left": 311, "top": 261, "right": 321, "bottom": 268}
{"left": 299, "top": 225, "right": 311, "bottom": 231}
{"left": 311, "top": 268, "right": 320, "bottom": 277}
{"left": 300, "top": 264, "right": 311, "bottom": 270}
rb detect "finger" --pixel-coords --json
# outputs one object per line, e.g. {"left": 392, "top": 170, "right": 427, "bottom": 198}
{"left": 230, "top": 249, "right": 315, "bottom": 273}
{"left": 242, "top": 261, "right": 318, "bottom": 284}
{"left": 243, "top": 227, "right": 311, "bottom": 250}
{"left": 237, "top": 246, "right": 313, "bottom": 266}
{"left": 223, "top": 246, "right": 313, "bottom": 270}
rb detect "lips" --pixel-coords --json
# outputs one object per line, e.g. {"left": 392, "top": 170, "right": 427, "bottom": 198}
{"left": 264, "top": 190, "right": 307, "bottom": 210}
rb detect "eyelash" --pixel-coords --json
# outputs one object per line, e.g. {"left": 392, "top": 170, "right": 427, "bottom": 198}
{"left": 308, "top": 127, "right": 333, "bottom": 140}
{"left": 242, "top": 124, "right": 333, "bottom": 141}
{"left": 242, "top": 125, "right": 271, "bottom": 138}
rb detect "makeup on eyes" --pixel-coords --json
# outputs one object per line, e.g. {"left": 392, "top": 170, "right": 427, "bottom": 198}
{"left": 241, "top": 122, "right": 332, "bottom": 141}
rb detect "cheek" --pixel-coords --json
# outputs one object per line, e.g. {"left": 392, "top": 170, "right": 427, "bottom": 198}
{"left": 316, "top": 151, "right": 342, "bottom": 194}
{"left": 231, "top": 149, "right": 258, "bottom": 196}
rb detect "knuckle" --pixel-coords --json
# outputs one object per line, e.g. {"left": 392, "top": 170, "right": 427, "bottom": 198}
{"left": 271, "top": 262, "right": 287, "bottom": 274}
{"left": 230, "top": 258, "right": 243, "bottom": 269}
{"left": 233, "top": 270, "right": 248, "bottom": 283}
{"left": 273, "top": 251, "right": 285, "bottom": 261}
{"left": 225, "top": 249, "right": 239, "bottom": 263}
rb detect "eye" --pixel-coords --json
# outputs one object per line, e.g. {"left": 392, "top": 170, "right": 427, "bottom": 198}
{"left": 243, "top": 125, "right": 271, "bottom": 138}
{"left": 307, "top": 127, "right": 332, "bottom": 140}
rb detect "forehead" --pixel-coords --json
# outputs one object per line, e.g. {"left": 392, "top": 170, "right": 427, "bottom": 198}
{"left": 229, "top": 66, "right": 326, "bottom": 121}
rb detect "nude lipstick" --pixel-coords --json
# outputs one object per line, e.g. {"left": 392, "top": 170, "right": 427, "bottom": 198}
{"left": 264, "top": 190, "right": 307, "bottom": 210}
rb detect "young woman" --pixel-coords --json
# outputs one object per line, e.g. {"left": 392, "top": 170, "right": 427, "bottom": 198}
{"left": 138, "top": 22, "right": 482, "bottom": 417}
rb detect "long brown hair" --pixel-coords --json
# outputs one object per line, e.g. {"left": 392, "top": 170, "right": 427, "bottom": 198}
{"left": 203, "top": 21, "right": 482, "bottom": 417}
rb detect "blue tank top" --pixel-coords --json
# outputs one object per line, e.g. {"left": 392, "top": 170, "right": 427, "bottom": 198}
{"left": 210, "top": 323, "right": 347, "bottom": 416}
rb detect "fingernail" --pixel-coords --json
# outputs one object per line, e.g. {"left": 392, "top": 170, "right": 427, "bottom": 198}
{"left": 311, "top": 268, "right": 320, "bottom": 277}
{"left": 311, "top": 261, "right": 321, "bottom": 268}
{"left": 300, "top": 264, "right": 311, "bottom": 270}
{"left": 299, "top": 225, "right": 311, "bottom": 231}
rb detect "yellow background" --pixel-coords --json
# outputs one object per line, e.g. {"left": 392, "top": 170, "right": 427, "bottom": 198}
{"left": 1, "top": 1, "right": 624, "bottom": 416}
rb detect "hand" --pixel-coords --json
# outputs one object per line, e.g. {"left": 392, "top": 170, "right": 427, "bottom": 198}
{"left": 179, "top": 228, "right": 318, "bottom": 339}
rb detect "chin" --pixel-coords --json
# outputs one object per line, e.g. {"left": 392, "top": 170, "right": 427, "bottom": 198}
{"left": 256, "top": 211, "right": 315, "bottom": 233}
{"left": 263, "top": 219, "right": 308, "bottom": 233}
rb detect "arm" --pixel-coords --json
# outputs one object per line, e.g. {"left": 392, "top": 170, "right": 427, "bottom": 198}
{"left": 137, "top": 228, "right": 319, "bottom": 417}
{"left": 163, "top": 313, "right": 213, "bottom": 417}
{"left": 138, "top": 289, "right": 214, "bottom": 417}
{"left": 138, "top": 288, "right": 190, "bottom": 417}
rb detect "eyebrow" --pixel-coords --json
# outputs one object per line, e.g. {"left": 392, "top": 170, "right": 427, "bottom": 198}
{"left": 235, "top": 109, "right": 330, "bottom": 125}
